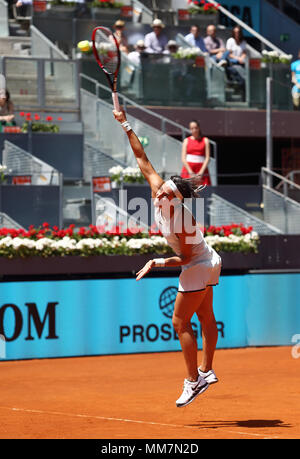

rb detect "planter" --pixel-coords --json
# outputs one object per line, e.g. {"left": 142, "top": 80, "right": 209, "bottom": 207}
{"left": 219, "top": 251, "right": 262, "bottom": 271}
{"left": 47, "top": 5, "right": 77, "bottom": 17}
{"left": 1, "top": 234, "right": 300, "bottom": 280}
{"left": 91, "top": 7, "right": 122, "bottom": 20}
{"left": 178, "top": 12, "right": 218, "bottom": 28}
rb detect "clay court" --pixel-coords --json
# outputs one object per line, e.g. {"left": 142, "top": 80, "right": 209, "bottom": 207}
{"left": 0, "top": 346, "right": 299, "bottom": 439}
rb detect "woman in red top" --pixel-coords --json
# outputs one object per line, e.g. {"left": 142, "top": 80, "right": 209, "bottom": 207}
{"left": 181, "top": 120, "right": 211, "bottom": 185}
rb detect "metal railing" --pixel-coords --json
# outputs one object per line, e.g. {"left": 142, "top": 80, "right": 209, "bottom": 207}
{"left": 92, "top": 193, "right": 150, "bottom": 231}
{"left": 0, "top": 0, "right": 8, "bottom": 37}
{"left": 132, "top": 0, "right": 153, "bottom": 23}
{"left": 286, "top": 170, "right": 300, "bottom": 187}
{"left": 0, "top": 56, "right": 80, "bottom": 111}
{"left": 209, "top": 193, "right": 282, "bottom": 235}
{"left": 261, "top": 167, "right": 300, "bottom": 234}
{"left": 0, "top": 212, "right": 25, "bottom": 230}
{"left": 80, "top": 73, "right": 218, "bottom": 185}
{"left": 30, "top": 25, "right": 69, "bottom": 60}
{"left": 84, "top": 143, "right": 126, "bottom": 184}
{"left": 210, "top": 0, "right": 286, "bottom": 54}
{"left": 3, "top": 140, "right": 61, "bottom": 186}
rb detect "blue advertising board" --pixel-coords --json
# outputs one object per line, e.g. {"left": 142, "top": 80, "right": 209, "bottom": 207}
{"left": 0, "top": 273, "right": 299, "bottom": 360}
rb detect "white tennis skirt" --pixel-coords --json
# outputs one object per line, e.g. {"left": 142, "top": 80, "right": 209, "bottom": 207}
{"left": 178, "top": 249, "right": 222, "bottom": 293}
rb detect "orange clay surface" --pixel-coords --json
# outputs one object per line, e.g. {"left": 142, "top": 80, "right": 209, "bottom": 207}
{"left": 0, "top": 346, "right": 299, "bottom": 439}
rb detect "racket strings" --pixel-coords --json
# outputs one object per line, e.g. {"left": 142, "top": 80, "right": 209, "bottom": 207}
{"left": 94, "top": 29, "right": 119, "bottom": 75}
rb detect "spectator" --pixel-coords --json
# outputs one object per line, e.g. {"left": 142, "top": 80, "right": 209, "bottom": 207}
{"left": 144, "top": 19, "right": 168, "bottom": 54}
{"left": 113, "top": 20, "right": 129, "bottom": 54}
{"left": 204, "top": 24, "right": 227, "bottom": 66}
{"left": 225, "top": 26, "right": 247, "bottom": 87}
{"left": 127, "top": 40, "right": 146, "bottom": 66}
{"left": 291, "top": 49, "right": 300, "bottom": 110}
{"left": 226, "top": 26, "right": 247, "bottom": 66}
{"left": 184, "top": 25, "right": 207, "bottom": 54}
{"left": 180, "top": 120, "right": 211, "bottom": 185}
{"left": 162, "top": 40, "right": 179, "bottom": 65}
{"left": 15, "top": 0, "right": 32, "bottom": 17}
{"left": 0, "top": 89, "right": 15, "bottom": 127}
{"left": 163, "top": 40, "right": 179, "bottom": 55}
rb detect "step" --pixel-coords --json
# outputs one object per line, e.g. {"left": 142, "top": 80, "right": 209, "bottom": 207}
{"left": 11, "top": 94, "right": 77, "bottom": 104}
{"left": 0, "top": 36, "right": 31, "bottom": 55}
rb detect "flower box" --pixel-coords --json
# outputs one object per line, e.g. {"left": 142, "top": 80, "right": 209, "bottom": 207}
{"left": 47, "top": 5, "right": 78, "bottom": 17}
{"left": 91, "top": 7, "right": 122, "bottom": 20}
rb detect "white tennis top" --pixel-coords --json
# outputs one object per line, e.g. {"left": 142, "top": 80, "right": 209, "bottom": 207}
{"left": 154, "top": 198, "right": 219, "bottom": 270}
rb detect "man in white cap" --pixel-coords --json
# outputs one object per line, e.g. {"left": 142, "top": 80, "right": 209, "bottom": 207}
{"left": 144, "top": 19, "right": 168, "bottom": 54}
{"left": 128, "top": 39, "right": 146, "bottom": 66}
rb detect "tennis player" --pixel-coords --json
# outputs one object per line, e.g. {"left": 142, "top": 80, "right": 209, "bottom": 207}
{"left": 113, "top": 109, "right": 222, "bottom": 408}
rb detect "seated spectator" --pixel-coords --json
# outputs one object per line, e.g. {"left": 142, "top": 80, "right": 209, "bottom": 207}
{"left": 225, "top": 26, "right": 247, "bottom": 87}
{"left": 204, "top": 24, "right": 227, "bottom": 66}
{"left": 291, "top": 49, "right": 300, "bottom": 110}
{"left": 0, "top": 89, "right": 15, "bottom": 127}
{"left": 113, "top": 20, "right": 129, "bottom": 54}
{"left": 184, "top": 25, "right": 207, "bottom": 54}
{"left": 127, "top": 40, "right": 146, "bottom": 66}
{"left": 144, "top": 19, "right": 168, "bottom": 54}
{"left": 15, "top": 0, "right": 32, "bottom": 17}
{"left": 163, "top": 40, "right": 179, "bottom": 55}
{"left": 226, "top": 26, "right": 247, "bottom": 66}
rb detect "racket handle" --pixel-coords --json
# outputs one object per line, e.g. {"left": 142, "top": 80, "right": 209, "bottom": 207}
{"left": 112, "top": 92, "right": 120, "bottom": 111}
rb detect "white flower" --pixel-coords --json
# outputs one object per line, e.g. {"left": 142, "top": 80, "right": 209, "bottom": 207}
{"left": 109, "top": 165, "right": 123, "bottom": 176}
{"left": 250, "top": 231, "right": 259, "bottom": 240}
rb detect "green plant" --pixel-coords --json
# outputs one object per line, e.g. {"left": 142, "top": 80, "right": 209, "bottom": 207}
{"left": 91, "top": 0, "right": 124, "bottom": 8}
{"left": 21, "top": 122, "right": 60, "bottom": 133}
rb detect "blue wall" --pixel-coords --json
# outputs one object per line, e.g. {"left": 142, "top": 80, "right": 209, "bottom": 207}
{"left": 0, "top": 273, "right": 299, "bottom": 360}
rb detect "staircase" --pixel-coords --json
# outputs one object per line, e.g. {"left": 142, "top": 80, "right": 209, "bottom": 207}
{"left": 0, "top": 35, "right": 31, "bottom": 58}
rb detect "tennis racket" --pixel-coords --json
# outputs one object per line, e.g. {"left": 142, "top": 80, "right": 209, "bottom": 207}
{"left": 92, "top": 26, "right": 121, "bottom": 111}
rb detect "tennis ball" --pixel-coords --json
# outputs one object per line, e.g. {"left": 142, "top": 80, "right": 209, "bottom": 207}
{"left": 77, "top": 40, "right": 91, "bottom": 53}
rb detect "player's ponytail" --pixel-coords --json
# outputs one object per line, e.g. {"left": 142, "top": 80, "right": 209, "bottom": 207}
{"left": 170, "top": 175, "right": 206, "bottom": 199}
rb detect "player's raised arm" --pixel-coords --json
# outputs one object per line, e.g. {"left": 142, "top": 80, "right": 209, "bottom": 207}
{"left": 113, "top": 109, "right": 164, "bottom": 196}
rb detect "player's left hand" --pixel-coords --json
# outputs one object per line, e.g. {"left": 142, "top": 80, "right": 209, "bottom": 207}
{"left": 136, "top": 260, "right": 155, "bottom": 281}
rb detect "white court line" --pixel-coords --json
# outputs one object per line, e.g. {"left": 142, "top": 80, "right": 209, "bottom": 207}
{"left": 0, "top": 406, "right": 278, "bottom": 439}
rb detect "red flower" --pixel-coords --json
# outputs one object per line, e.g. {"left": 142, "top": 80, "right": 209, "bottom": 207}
{"left": 34, "top": 114, "right": 40, "bottom": 121}
{"left": 42, "top": 222, "right": 49, "bottom": 228}
{"left": 57, "top": 117, "right": 63, "bottom": 121}
{"left": 19, "top": 112, "right": 25, "bottom": 117}
{"left": 46, "top": 116, "right": 53, "bottom": 122}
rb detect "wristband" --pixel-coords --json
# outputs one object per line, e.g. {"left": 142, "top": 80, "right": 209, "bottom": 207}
{"left": 121, "top": 121, "right": 132, "bottom": 132}
{"left": 153, "top": 258, "right": 166, "bottom": 267}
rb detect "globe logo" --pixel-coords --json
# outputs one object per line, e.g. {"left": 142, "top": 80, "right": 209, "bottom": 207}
{"left": 159, "top": 286, "right": 178, "bottom": 319}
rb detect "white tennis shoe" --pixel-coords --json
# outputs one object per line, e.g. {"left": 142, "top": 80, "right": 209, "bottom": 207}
{"left": 198, "top": 368, "right": 218, "bottom": 385}
{"left": 176, "top": 375, "right": 209, "bottom": 408}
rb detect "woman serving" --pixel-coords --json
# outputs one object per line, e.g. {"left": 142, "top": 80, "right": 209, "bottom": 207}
{"left": 113, "top": 109, "right": 221, "bottom": 408}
